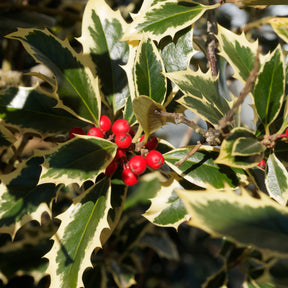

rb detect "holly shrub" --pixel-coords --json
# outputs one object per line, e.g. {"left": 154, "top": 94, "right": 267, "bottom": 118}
{"left": 1, "top": 0, "right": 288, "bottom": 287}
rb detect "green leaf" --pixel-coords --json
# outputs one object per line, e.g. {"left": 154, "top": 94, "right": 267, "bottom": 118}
{"left": 269, "top": 18, "right": 288, "bottom": 44}
{"left": 45, "top": 177, "right": 112, "bottom": 288}
{"left": 216, "top": 25, "right": 259, "bottom": 83}
{"left": 253, "top": 46, "right": 285, "bottom": 131}
{"left": 232, "top": 137, "right": 266, "bottom": 157}
{"left": 6, "top": 28, "right": 101, "bottom": 124}
{"left": 160, "top": 26, "right": 195, "bottom": 73}
{"left": 265, "top": 153, "right": 288, "bottom": 206}
{"left": 215, "top": 127, "right": 264, "bottom": 168}
{"left": 78, "top": 0, "right": 129, "bottom": 114}
{"left": 166, "top": 69, "right": 230, "bottom": 125}
{"left": 177, "top": 186, "right": 288, "bottom": 257}
{"left": 143, "top": 177, "right": 190, "bottom": 229}
{"left": 39, "top": 136, "right": 117, "bottom": 185}
{"left": 134, "top": 37, "right": 167, "bottom": 104}
{"left": 132, "top": 95, "right": 166, "bottom": 134}
{"left": 122, "top": 0, "right": 215, "bottom": 43}
{"left": 0, "top": 86, "right": 89, "bottom": 135}
{"left": 164, "top": 146, "right": 246, "bottom": 188}
{"left": 0, "top": 157, "right": 57, "bottom": 238}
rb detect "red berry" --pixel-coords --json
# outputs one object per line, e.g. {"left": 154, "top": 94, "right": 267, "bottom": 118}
{"left": 257, "top": 159, "right": 265, "bottom": 169}
{"left": 140, "top": 134, "right": 158, "bottom": 150}
{"left": 112, "top": 119, "right": 130, "bottom": 135}
{"left": 115, "top": 132, "right": 132, "bottom": 149}
{"left": 121, "top": 168, "right": 138, "bottom": 186}
{"left": 100, "top": 115, "right": 111, "bottom": 132}
{"left": 115, "top": 148, "right": 126, "bottom": 161}
{"left": 87, "top": 127, "right": 104, "bottom": 138}
{"left": 286, "top": 128, "right": 288, "bottom": 139}
{"left": 69, "top": 127, "right": 85, "bottom": 139}
{"left": 146, "top": 150, "right": 164, "bottom": 169}
{"left": 105, "top": 160, "right": 118, "bottom": 176}
{"left": 129, "top": 155, "right": 147, "bottom": 175}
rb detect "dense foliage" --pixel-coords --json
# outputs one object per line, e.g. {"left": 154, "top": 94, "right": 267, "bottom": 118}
{"left": 1, "top": 0, "right": 288, "bottom": 287}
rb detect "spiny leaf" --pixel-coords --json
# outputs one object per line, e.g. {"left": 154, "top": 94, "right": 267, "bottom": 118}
{"left": 0, "top": 157, "right": 57, "bottom": 238}
{"left": 39, "top": 136, "right": 117, "bottom": 186}
{"left": 132, "top": 95, "right": 166, "bottom": 134}
{"left": 164, "top": 146, "right": 246, "bottom": 188}
{"left": 0, "top": 86, "right": 89, "bottom": 135}
{"left": 177, "top": 186, "right": 288, "bottom": 257}
{"left": 265, "top": 153, "right": 288, "bottom": 206}
{"left": 122, "top": 0, "right": 216, "bottom": 43}
{"left": 78, "top": 0, "right": 129, "bottom": 114}
{"left": 6, "top": 28, "right": 101, "bottom": 124}
{"left": 215, "top": 127, "right": 264, "bottom": 169}
{"left": 45, "top": 177, "right": 111, "bottom": 288}
{"left": 143, "top": 177, "right": 190, "bottom": 229}
{"left": 134, "top": 36, "right": 167, "bottom": 104}
{"left": 268, "top": 17, "right": 288, "bottom": 44}
{"left": 253, "top": 45, "right": 285, "bottom": 131}
{"left": 166, "top": 69, "right": 230, "bottom": 125}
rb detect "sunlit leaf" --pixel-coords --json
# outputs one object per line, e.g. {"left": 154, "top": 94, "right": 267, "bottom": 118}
{"left": 269, "top": 17, "right": 288, "bottom": 44}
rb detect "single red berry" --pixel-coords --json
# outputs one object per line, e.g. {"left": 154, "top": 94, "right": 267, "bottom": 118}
{"left": 129, "top": 155, "right": 147, "bottom": 175}
{"left": 105, "top": 160, "right": 118, "bottom": 176}
{"left": 286, "top": 128, "right": 288, "bottom": 139}
{"left": 69, "top": 127, "right": 85, "bottom": 139}
{"left": 87, "top": 127, "right": 104, "bottom": 138}
{"left": 115, "top": 132, "right": 132, "bottom": 149}
{"left": 140, "top": 134, "right": 158, "bottom": 150}
{"left": 121, "top": 168, "right": 138, "bottom": 186}
{"left": 100, "top": 115, "right": 111, "bottom": 132}
{"left": 146, "top": 150, "right": 164, "bottom": 169}
{"left": 257, "top": 159, "right": 266, "bottom": 169}
{"left": 112, "top": 119, "right": 130, "bottom": 135}
{"left": 115, "top": 148, "right": 126, "bottom": 161}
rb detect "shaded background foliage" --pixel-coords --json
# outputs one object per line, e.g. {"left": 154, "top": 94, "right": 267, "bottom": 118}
{"left": 1, "top": 0, "right": 288, "bottom": 288}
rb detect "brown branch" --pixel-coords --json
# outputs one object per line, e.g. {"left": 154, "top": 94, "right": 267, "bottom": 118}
{"left": 175, "top": 141, "right": 203, "bottom": 166}
{"left": 218, "top": 46, "right": 261, "bottom": 133}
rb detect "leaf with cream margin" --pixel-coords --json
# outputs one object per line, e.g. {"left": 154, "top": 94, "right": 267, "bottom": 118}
{"left": 45, "top": 177, "right": 111, "bottom": 288}
{"left": 132, "top": 95, "right": 166, "bottom": 134}
{"left": 6, "top": 28, "right": 101, "bottom": 125}
{"left": 77, "top": 0, "right": 129, "bottom": 113}
{"left": 134, "top": 36, "right": 167, "bottom": 104}
{"left": 0, "top": 157, "right": 58, "bottom": 238}
{"left": 265, "top": 153, "right": 288, "bottom": 206}
{"left": 269, "top": 17, "right": 288, "bottom": 44}
{"left": 39, "top": 136, "right": 117, "bottom": 186}
{"left": 166, "top": 69, "right": 230, "bottom": 126}
{"left": 122, "top": 0, "right": 217, "bottom": 43}
{"left": 177, "top": 186, "right": 288, "bottom": 257}
{"left": 143, "top": 177, "right": 190, "bottom": 229}
{"left": 164, "top": 146, "right": 246, "bottom": 189}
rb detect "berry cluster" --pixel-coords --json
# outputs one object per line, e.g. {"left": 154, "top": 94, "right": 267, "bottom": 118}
{"left": 69, "top": 116, "right": 164, "bottom": 186}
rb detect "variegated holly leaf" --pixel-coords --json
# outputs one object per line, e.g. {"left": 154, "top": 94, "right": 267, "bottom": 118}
{"left": 45, "top": 177, "right": 112, "bottom": 288}
{"left": 6, "top": 28, "right": 101, "bottom": 124}
{"left": 132, "top": 95, "right": 166, "bottom": 134}
{"left": 177, "top": 186, "right": 288, "bottom": 256}
{"left": 232, "top": 137, "right": 266, "bottom": 157}
{"left": 133, "top": 37, "right": 167, "bottom": 104}
{"left": 164, "top": 146, "right": 246, "bottom": 188}
{"left": 265, "top": 153, "right": 288, "bottom": 206}
{"left": 0, "top": 157, "right": 57, "bottom": 238}
{"left": 166, "top": 69, "right": 230, "bottom": 125}
{"left": 216, "top": 25, "right": 259, "bottom": 83}
{"left": 215, "top": 127, "right": 264, "bottom": 169}
{"left": 269, "top": 17, "right": 288, "bottom": 44}
{"left": 143, "top": 177, "right": 190, "bottom": 229}
{"left": 0, "top": 86, "right": 89, "bottom": 135}
{"left": 39, "top": 136, "right": 117, "bottom": 185}
{"left": 78, "top": 0, "right": 129, "bottom": 114}
{"left": 253, "top": 46, "right": 285, "bottom": 131}
{"left": 122, "top": 0, "right": 217, "bottom": 43}
{"left": 161, "top": 26, "right": 196, "bottom": 73}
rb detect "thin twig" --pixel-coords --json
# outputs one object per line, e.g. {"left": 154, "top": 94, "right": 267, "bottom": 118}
{"left": 218, "top": 46, "right": 261, "bottom": 133}
{"left": 206, "top": 0, "right": 218, "bottom": 77}
{"left": 175, "top": 141, "right": 203, "bottom": 166}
